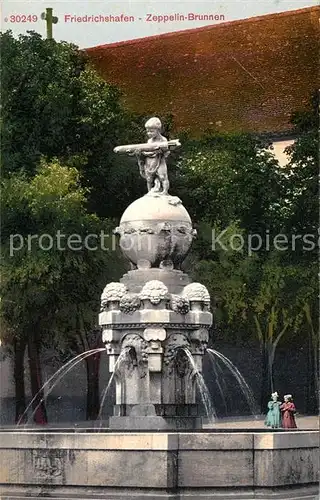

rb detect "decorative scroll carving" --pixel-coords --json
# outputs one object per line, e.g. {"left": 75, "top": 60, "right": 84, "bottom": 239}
{"left": 143, "top": 327, "right": 166, "bottom": 342}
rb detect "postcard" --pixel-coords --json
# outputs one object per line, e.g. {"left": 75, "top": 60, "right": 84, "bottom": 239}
{"left": 1, "top": 1, "right": 319, "bottom": 499}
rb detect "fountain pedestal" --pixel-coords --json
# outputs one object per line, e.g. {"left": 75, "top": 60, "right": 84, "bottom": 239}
{"left": 100, "top": 270, "right": 212, "bottom": 430}
{"left": 99, "top": 193, "right": 213, "bottom": 430}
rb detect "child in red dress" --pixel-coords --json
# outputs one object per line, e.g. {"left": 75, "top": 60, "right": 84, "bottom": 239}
{"left": 280, "top": 394, "right": 297, "bottom": 429}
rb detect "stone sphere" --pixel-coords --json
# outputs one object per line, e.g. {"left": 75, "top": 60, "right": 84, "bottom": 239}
{"left": 115, "top": 194, "right": 195, "bottom": 269}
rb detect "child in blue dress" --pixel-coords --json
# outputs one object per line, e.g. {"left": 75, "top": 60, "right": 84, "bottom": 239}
{"left": 265, "top": 391, "right": 282, "bottom": 428}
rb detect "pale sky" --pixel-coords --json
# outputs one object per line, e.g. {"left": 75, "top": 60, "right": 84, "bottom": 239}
{"left": 2, "top": 0, "right": 319, "bottom": 48}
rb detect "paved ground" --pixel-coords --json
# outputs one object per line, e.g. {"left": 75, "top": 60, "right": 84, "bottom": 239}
{"left": 1, "top": 415, "right": 318, "bottom": 431}
{"left": 204, "top": 414, "right": 319, "bottom": 429}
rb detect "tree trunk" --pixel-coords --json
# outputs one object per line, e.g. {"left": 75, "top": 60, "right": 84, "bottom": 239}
{"left": 260, "top": 342, "right": 272, "bottom": 413}
{"left": 313, "top": 346, "right": 319, "bottom": 412}
{"left": 85, "top": 352, "right": 101, "bottom": 420}
{"left": 27, "top": 330, "right": 48, "bottom": 424}
{"left": 14, "top": 336, "right": 27, "bottom": 424}
{"left": 268, "top": 344, "right": 276, "bottom": 394}
{"left": 307, "top": 335, "right": 319, "bottom": 414}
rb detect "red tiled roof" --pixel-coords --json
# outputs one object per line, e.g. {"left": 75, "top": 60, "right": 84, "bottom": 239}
{"left": 86, "top": 7, "right": 320, "bottom": 136}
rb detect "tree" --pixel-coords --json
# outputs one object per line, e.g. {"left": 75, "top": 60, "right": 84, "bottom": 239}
{"left": 0, "top": 30, "right": 145, "bottom": 218}
{"left": 1, "top": 160, "right": 124, "bottom": 423}
{"left": 177, "top": 121, "right": 318, "bottom": 413}
{"left": 189, "top": 223, "right": 259, "bottom": 342}
{"left": 282, "top": 93, "right": 318, "bottom": 258}
{"left": 1, "top": 173, "right": 49, "bottom": 423}
{"left": 291, "top": 263, "right": 319, "bottom": 413}
{"left": 251, "top": 257, "right": 298, "bottom": 410}
{"left": 173, "top": 133, "right": 284, "bottom": 236}
{"left": 190, "top": 223, "right": 318, "bottom": 412}
{"left": 1, "top": 30, "right": 144, "bottom": 422}
{"left": 280, "top": 94, "right": 319, "bottom": 410}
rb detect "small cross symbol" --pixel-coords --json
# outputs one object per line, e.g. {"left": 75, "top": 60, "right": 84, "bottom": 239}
{"left": 41, "top": 8, "right": 58, "bottom": 39}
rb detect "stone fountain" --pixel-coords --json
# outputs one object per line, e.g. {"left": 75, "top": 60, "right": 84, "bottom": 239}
{"left": 100, "top": 119, "right": 212, "bottom": 429}
{"left": 0, "top": 117, "right": 318, "bottom": 499}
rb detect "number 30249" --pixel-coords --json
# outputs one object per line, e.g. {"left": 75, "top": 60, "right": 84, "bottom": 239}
{"left": 9, "top": 14, "right": 38, "bottom": 23}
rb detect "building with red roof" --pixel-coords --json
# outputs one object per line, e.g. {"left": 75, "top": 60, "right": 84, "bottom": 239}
{"left": 86, "top": 7, "right": 319, "bottom": 164}
{"left": 86, "top": 7, "right": 319, "bottom": 136}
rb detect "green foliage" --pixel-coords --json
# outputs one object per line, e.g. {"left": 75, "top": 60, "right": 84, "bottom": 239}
{"left": 174, "top": 133, "right": 284, "bottom": 234}
{"left": 1, "top": 28, "right": 317, "bottom": 412}
{"left": 0, "top": 30, "right": 146, "bottom": 218}
{"left": 181, "top": 98, "right": 318, "bottom": 348}
{"left": 282, "top": 93, "right": 318, "bottom": 238}
{"left": 1, "top": 159, "right": 124, "bottom": 347}
{"left": 1, "top": 31, "right": 86, "bottom": 176}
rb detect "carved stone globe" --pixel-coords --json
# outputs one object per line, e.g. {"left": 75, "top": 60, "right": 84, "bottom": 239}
{"left": 115, "top": 194, "right": 196, "bottom": 269}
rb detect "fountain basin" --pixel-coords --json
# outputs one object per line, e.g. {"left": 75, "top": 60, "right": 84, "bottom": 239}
{"left": 0, "top": 429, "right": 318, "bottom": 499}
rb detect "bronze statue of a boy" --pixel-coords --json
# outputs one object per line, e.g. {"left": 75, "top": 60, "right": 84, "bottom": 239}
{"left": 135, "top": 117, "right": 170, "bottom": 195}
{"left": 113, "top": 117, "right": 180, "bottom": 196}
